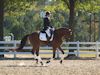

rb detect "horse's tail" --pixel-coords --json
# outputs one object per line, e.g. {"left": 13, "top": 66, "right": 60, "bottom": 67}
{"left": 15, "top": 34, "right": 30, "bottom": 51}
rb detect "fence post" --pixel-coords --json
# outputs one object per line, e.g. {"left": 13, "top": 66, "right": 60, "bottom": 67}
{"left": 96, "top": 41, "right": 99, "bottom": 58}
{"left": 13, "top": 41, "right": 17, "bottom": 58}
{"left": 56, "top": 48, "right": 60, "bottom": 58}
{"left": 77, "top": 41, "right": 80, "bottom": 57}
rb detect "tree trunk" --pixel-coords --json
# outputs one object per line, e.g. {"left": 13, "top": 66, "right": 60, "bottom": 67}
{"left": 98, "top": 12, "right": 100, "bottom": 41}
{"left": 67, "top": 0, "right": 77, "bottom": 58}
{"left": 0, "top": 0, "right": 4, "bottom": 58}
{"left": 89, "top": 13, "right": 92, "bottom": 42}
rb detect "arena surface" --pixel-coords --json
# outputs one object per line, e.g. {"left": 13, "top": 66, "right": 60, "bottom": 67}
{"left": 0, "top": 58, "right": 100, "bottom": 75}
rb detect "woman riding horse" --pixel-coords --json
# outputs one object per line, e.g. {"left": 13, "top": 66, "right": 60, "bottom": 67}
{"left": 41, "top": 11, "right": 54, "bottom": 42}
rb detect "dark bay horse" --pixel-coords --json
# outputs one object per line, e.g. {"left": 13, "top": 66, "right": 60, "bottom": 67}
{"left": 13, "top": 27, "right": 72, "bottom": 65}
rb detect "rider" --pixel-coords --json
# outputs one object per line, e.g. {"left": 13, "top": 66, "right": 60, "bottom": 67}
{"left": 42, "top": 11, "right": 54, "bottom": 41}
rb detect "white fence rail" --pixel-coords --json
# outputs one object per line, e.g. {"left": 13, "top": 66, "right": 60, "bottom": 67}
{"left": 0, "top": 41, "right": 100, "bottom": 58}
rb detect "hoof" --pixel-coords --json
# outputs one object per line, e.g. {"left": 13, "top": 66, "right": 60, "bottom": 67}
{"left": 40, "top": 61, "right": 44, "bottom": 65}
{"left": 60, "top": 60, "right": 62, "bottom": 64}
{"left": 46, "top": 61, "right": 50, "bottom": 64}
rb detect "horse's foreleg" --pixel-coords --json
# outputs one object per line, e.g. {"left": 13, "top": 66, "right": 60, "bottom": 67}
{"left": 58, "top": 47, "right": 65, "bottom": 64}
{"left": 46, "top": 48, "right": 56, "bottom": 64}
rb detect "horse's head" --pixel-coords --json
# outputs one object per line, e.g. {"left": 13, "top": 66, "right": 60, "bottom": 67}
{"left": 59, "top": 28, "right": 72, "bottom": 41}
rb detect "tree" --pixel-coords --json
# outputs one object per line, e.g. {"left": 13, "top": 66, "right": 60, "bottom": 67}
{"left": 67, "top": 0, "right": 76, "bottom": 57}
{"left": 4, "top": 0, "right": 68, "bottom": 39}
{"left": 62, "top": 0, "right": 77, "bottom": 58}
{"left": 0, "top": 0, "right": 4, "bottom": 58}
{"left": 62, "top": 0, "right": 100, "bottom": 58}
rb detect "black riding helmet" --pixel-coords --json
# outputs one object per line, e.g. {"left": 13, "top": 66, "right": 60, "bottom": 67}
{"left": 45, "top": 11, "right": 50, "bottom": 16}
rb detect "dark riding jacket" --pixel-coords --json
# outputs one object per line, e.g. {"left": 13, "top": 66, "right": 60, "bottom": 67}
{"left": 43, "top": 17, "right": 52, "bottom": 30}
{"left": 41, "top": 16, "right": 54, "bottom": 41}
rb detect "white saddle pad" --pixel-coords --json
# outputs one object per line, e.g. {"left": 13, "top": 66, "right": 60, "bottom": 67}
{"left": 39, "top": 33, "right": 53, "bottom": 41}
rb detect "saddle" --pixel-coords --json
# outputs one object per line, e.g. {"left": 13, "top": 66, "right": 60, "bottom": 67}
{"left": 39, "top": 27, "right": 54, "bottom": 41}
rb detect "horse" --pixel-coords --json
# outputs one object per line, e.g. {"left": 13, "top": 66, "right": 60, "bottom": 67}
{"left": 12, "top": 27, "right": 72, "bottom": 65}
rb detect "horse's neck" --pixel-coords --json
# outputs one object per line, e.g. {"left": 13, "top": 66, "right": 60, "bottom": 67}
{"left": 54, "top": 30, "right": 64, "bottom": 41}
{"left": 55, "top": 29, "right": 64, "bottom": 36}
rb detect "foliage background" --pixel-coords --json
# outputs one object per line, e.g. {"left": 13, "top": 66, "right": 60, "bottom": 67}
{"left": 4, "top": 0, "right": 100, "bottom": 41}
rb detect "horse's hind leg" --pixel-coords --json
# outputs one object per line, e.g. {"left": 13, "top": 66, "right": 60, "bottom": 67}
{"left": 31, "top": 47, "right": 43, "bottom": 65}
{"left": 58, "top": 46, "right": 65, "bottom": 64}
{"left": 31, "top": 48, "right": 38, "bottom": 63}
{"left": 35, "top": 48, "right": 45, "bottom": 66}
{"left": 31, "top": 48, "right": 40, "bottom": 64}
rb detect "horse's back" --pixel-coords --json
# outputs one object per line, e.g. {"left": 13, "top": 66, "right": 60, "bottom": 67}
{"left": 29, "top": 32, "right": 39, "bottom": 42}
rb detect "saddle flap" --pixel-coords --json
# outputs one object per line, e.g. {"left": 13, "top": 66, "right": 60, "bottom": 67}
{"left": 39, "top": 32, "right": 53, "bottom": 41}
{"left": 39, "top": 33, "right": 47, "bottom": 41}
